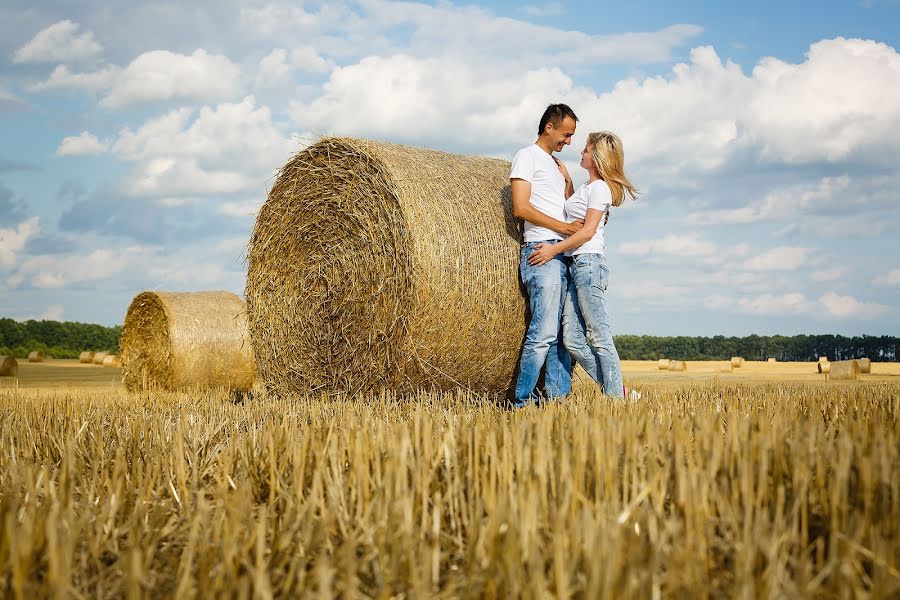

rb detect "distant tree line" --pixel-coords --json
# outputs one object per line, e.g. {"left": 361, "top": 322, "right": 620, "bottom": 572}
{"left": 0, "top": 318, "right": 121, "bottom": 359}
{"left": 614, "top": 334, "right": 898, "bottom": 362}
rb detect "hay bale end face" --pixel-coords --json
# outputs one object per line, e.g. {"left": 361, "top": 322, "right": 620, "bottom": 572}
{"left": 818, "top": 361, "right": 831, "bottom": 374}
{"left": 818, "top": 356, "right": 828, "bottom": 363}
{"left": 0, "top": 356, "right": 17, "bottom": 377}
{"left": 246, "top": 137, "right": 522, "bottom": 396}
{"left": 102, "top": 354, "right": 121, "bottom": 368}
{"left": 857, "top": 358, "right": 871, "bottom": 373}
{"left": 92, "top": 352, "right": 109, "bottom": 365}
{"left": 718, "top": 361, "right": 733, "bottom": 373}
{"left": 767, "top": 358, "right": 777, "bottom": 363}
{"left": 828, "top": 360, "right": 859, "bottom": 381}
{"left": 27, "top": 351, "right": 44, "bottom": 363}
{"left": 668, "top": 360, "right": 687, "bottom": 372}
{"left": 657, "top": 359, "right": 670, "bottom": 370}
{"left": 121, "top": 291, "right": 255, "bottom": 392}
{"left": 79, "top": 351, "right": 95, "bottom": 364}
{"left": 730, "top": 356, "right": 743, "bottom": 368}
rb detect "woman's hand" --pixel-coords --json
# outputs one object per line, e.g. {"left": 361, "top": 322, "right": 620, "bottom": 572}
{"left": 529, "top": 243, "right": 560, "bottom": 266}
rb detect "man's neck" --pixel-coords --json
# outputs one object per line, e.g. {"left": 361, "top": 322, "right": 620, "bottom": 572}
{"left": 534, "top": 137, "right": 554, "bottom": 155}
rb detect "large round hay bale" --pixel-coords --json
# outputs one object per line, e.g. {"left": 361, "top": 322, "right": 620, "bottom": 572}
{"left": 27, "top": 351, "right": 44, "bottom": 363}
{"left": 79, "top": 351, "right": 95, "bottom": 364}
{"left": 817, "top": 361, "right": 831, "bottom": 374}
{"left": 657, "top": 359, "right": 670, "bottom": 370}
{"left": 857, "top": 358, "right": 871, "bottom": 373}
{"left": 828, "top": 360, "right": 859, "bottom": 381}
{"left": 102, "top": 354, "right": 121, "bottom": 368}
{"left": 0, "top": 355, "right": 17, "bottom": 377}
{"left": 92, "top": 351, "right": 109, "bottom": 365}
{"left": 121, "top": 291, "right": 255, "bottom": 392}
{"left": 730, "top": 356, "right": 743, "bottom": 368}
{"left": 667, "top": 360, "right": 687, "bottom": 372}
{"left": 245, "top": 137, "right": 522, "bottom": 395}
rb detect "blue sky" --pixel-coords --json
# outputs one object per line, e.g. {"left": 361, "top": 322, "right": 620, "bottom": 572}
{"left": 1, "top": 0, "right": 898, "bottom": 336}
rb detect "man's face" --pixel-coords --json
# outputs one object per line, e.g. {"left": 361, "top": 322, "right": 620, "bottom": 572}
{"left": 547, "top": 116, "right": 577, "bottom": 152}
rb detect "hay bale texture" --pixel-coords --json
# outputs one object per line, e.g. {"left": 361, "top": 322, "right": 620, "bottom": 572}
{"left": 0, "top": 356, "right": 17, "bottom": 377}
{"left": 121, "top": 291, "right": 255, "bottom": 392}
{"left": 245, "top": 137, "right": 522, "bottom": 395}
{"left": 79, "top": 351, "right": 95, "bottom": 364}
{"left": 102, "top": 354, "right": 121, "bottom": 368}
{"left": 27, "top": 351, "right": 44, "bottom": 363}
{"left": 658, "top": 359, "right": 670, "bottom": 370}
{"left": 730, "top": 356, "right": 743, "bottom": 368}
{"left": 857, "top": 358, "right": 871, "bottom": 373}
{"left": 818, "top": 361, "right": 831, "bottom": 374}
{"left": 668, "top": 360, "right": 687, "bottom": 372}
{"left": 829, "top": 360, "right": 859, "bottom": 381}
{"left": 92, "top": 352, "right": 108, "bottom": 365}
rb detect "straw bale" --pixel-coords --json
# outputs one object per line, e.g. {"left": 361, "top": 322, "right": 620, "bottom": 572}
{"left": 857, "top": 358, "right": 871, "bottom": 373}
{"left": 27, "top": 351, "right": 44, "bottom": 363}
{"left": 0, "top": 355, "right": 17, "bottom": 377}
{"left": 121, "top": 291, "right": 255, "bottom": 392}
{"left": 767, "top": 358, "right": 777, "bottom": 363}
{"left": 79, "top": 351, "right": 95, "bottom": 364}
{"left": 718, "top": 361, "right": 733, "bottom": 373}
{"left": 92, "top": 352, "right": 109, "bottom": 365}
{"left": 657, "top": 359, "right": 670, "bottom": 370}
{"left": 730, "top": 356, "right": 743, "bottom": 368}
{"left": 102, "top": 354, "right": 121, "bottom": 368}
{"left": 828, "top": 360, "right": 859, "bottom": 381}
{"left": 667, "top": 360, "right": 687, "bottom": 372}
{"left": 245, "top": 137, "right": 523, "bottom": 395}
{"left": 817, "top": 361, "right": 831, "bottom": 374}
{"left": 818, "top": 356, "right": 828, "bottom": 363}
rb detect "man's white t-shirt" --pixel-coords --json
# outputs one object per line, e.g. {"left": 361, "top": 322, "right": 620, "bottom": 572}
{"left": 564, "top": 180, "right": 611, "bottom": 256}
{"left": 510, "top": 144, "right": 567, "bottom": 242}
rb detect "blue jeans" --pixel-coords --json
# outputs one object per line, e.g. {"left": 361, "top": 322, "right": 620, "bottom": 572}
{"left": 513, "top": 241, "right": 572, "bottom": 406}
{"left": 562, "top": 253, "right": 624, "bottom": 398}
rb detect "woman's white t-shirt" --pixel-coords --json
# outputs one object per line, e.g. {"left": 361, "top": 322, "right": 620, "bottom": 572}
{"left": 564, "top": 180, "right": 611, "bottom": 256}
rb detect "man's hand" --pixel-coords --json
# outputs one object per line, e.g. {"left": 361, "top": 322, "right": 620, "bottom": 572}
{"left": 562, "top": 219, "right": 584, "bottom": 236}
{"left": 529, "top": 243, "right": 559, "bottom": 267}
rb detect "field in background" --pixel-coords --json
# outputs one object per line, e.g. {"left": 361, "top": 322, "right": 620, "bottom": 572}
{"left": 0, "top": 364, "right": 898, "bottom": 597}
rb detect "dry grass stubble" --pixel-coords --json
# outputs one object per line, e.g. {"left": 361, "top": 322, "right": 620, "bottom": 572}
{"left": 0, "top": 382, "right": 897, "bottom": 598}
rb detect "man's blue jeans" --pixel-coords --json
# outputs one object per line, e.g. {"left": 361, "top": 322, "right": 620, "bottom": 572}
{"left": 562, "top": 253, "right": 624, "bottom": 399}
{"left": 513, "top": 241, "right": 572, "bottom": 406}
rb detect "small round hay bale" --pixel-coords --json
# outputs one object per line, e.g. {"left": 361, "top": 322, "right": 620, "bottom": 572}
{"left": 817, "top": 361, "right": 830, "bottom": 374}
{"left": 857, "top": 358, "right": 871, "bottom": 373}
{"left": 828, "top": 360, "right": 859, "bottom": 381}
{"left": 121, "top": 291, "right": 255, "bottom": 392}
{"left": 818, "top": 356, "right": 828, "bottom": 363}
{"left": 79, "top": 351, "right": 95, "bottom": 363}
{"left": 92, "top": 351, "right": 109, "bottom": 365}
{"left": 658, "top": 359, "right": 670, "bottom": 370}
{"left": 102, "top": 354, "right": 121, "bottom": 367}
{"left": 0, "top": 355, "right": 18, "bottom": 377}
{"left": 27, "top": 351, "right": 44, "bottom": 363}
{"left": 718, "top": 361, "right": 733, "bottom": 373}
{"left": 667, "top": 360, "right": 687, "bottom": 372}
{"left": 730, "top": 356, "right": 743, "bottom": 368}
{"left": 767, "top": 357, "right": 777, "bottom": 363}
{"left": 246, "top": 137, "right": 521, "bottom": 395}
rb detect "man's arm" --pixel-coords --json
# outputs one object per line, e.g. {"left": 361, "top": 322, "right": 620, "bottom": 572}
{"left": 527, "top": 208, "right": 603, "bottom": 266}
{"left": 511, "top": 179, "right": 582, "bottom": 236}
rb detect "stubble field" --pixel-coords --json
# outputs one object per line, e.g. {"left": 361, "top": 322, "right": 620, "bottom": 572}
{"left": 0, "top": 361, "right": 898, "bottom": 598}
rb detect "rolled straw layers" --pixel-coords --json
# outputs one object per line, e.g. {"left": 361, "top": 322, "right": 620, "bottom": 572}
{"left": 828, "top": 360, "right": 859, "bottom": 381}
{"left": 121, "top": 291, "right": 255, "bottom": 392}
{"left": 79, "top": 351, "right": 95, "bottom": 364}
{"left": 27, "top": 351, "right": 44, "bottom": 363}
{"left": 0, "top": 356, "right": 17, "bottom": 377}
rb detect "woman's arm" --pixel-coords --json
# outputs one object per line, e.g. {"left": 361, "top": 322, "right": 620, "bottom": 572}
{"left": 528, "top": 207, "right": 603, "bottom": 266}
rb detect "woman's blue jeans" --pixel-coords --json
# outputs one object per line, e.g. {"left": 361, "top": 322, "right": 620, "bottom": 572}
{"left": 562, "top": 253, "right": 624, "bottom": 398}
{"left": 513, "top": 241, "right": 572, "bottom": 406}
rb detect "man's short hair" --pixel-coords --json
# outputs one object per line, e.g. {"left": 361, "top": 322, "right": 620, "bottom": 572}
{"left": 538, "top": 103, "right": 578, "bottom": 135}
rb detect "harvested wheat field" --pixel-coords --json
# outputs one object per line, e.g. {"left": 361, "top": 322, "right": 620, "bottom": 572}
{"left": 1, "top": 376, "right": 898, "bottom": 598}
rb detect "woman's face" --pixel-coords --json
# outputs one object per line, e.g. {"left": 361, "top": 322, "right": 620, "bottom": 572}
{"left": 580, "top": 144, "right": 594, "bottom": 171}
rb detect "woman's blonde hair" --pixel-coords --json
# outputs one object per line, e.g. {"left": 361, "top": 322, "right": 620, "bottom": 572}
{"left": 586, "top": 131, "right": 638, "bottom": 207}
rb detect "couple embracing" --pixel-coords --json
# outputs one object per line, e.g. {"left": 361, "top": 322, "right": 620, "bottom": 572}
{"left": 511, "top": 103, "right": 638, "bottom": 408}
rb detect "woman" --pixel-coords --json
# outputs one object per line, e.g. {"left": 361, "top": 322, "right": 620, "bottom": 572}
{"left": 528, "top": 131, "right": 637, "bottom": 398}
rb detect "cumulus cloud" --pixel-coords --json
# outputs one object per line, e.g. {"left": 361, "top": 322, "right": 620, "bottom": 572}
{"left": 743, "top": 246, "right": 812, "bottom": 271}
{"left": 13, "top": 20, "right": 102, "bottom": 64}
{"left": 704, "top": 291, "right": 889, "bottom": 319}
{"left": 523, "top": 3, "right": 565, "bottom": 17}
{"left": 0, "top": 217, "right": 40, "bottom": 269}
{"left": 819, "top": 292, "right": 890, "bottom": 319}
{"left": 100, "top": 49, "right": 244, "bottom": 108}
{"left": 8, "top": 245, "right": 155, "bottom": 289}
{"left": 619, "top": 233, "right": 718, "bottom": 259}
{"left": 873, "top": 268, "right": 900, "bottom": 287}
{"left": 31, "top": 64, "right": 121, "bottom": 93}
{"left": 57, "top": 132, "right": 108, "bottom": 156}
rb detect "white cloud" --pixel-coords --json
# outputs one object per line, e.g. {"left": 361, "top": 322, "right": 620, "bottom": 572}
{"left": 819, "top": 292, "right": 890, "bottom": 318}
{"left": 13, "top": 20, "right": 102, "bottom": 64}
{"left": 873, "top": 268, "right": 900, "bottom": 287}
{"left": 217, "top": 199, "right": 264, "bottom": 218}
{"left": 522, "top": 3, "right": 565, "bottom": 17}
{"left": 0, "top": 217, "right": 40, "bottom": 269}
{"left": 30, "top": 64, "right": 121, "bottom": 93}
{"left": 255, "top": 49, "right": 292, "bottom": 88}
{"left": 743, "top": 246, "right": 812, "bottom": 271}
{"left": 9, "top": 245, "right": 154, "bottom": 289}
{"left": 811, "top": 267, "right": 849, "bottom": 282}
{"left": 619, "top": 233, "right": 718, "bottom": 259}
{"left": 57, "top": 132, "right": 108, "bottom": 156}
{"left": 101, "top": 49, "right": 244, "bottom": 108}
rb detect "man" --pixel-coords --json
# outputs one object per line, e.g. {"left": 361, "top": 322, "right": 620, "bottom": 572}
{"left": 510, "top": 103, "right": 581, "bottom": 407}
